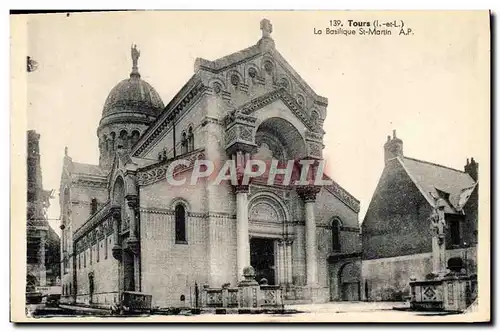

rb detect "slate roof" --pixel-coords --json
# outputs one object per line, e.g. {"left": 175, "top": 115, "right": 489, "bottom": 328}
{"left": 397, "top": 156, "right": 476, "bottom": 214}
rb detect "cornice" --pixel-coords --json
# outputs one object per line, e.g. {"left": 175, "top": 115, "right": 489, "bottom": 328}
{"left": 73, "top": 201, "right": 111, "bottom": 241}
{"left": 324, "top": 183, "right": 361, "bottom": 213}
{"left": 137, "top": 149, "right": 205, "bottom": 186}
{"left": 132, "top": 79, "right": 207, "bottom": 157}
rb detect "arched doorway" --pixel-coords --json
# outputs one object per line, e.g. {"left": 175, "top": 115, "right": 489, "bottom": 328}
{"left": 254, "top": 117, "right": 306, "bottom": 161}
{"left": 251, "top": 117, "right": 307, "bottom": 185}
{"left": 250, "top": 238, "right": 276, "bottom": 285}
{"left": 338, "top": 262, "right": 361, "bottom": 301}
{"left": 248, "top": 192, "right": 290, "bottom": 286}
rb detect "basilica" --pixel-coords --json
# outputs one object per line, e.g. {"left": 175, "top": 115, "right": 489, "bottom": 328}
{"left": 59, "top": 19, "right": 361, "bottom": 308}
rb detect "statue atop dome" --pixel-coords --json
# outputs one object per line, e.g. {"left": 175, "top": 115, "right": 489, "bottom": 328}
{"left": 130, "top": 44, "right": 141, "bottom": 78}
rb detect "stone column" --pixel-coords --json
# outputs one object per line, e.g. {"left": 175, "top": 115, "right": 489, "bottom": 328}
{"left": 111, "top": 208, "right": 122, "bottom": 260}
{"left": 110, "top": 207, "right": 123, "bottom": 300}
{"left": 126, "top": 195, "right": 140, "bottom": 291}
{"left": 235, "top": 184, "right": 250, "bottom": 281}
{"left": 305, "top": 201, "right": 317, "bottom": 286}
{"left": 277, "top": 240, "right": 285, "bottom": 285}
{"left": 285, "top": 239, "right": 293, "bottom": 285}
{"left": 126, "top": 195, "right": 138, "bottom": 241}
{"left": 295, "top": 223, "right": 306, "bottom": 285}
{"left": 298, "top": 186, "right": 321, "bottom": 287}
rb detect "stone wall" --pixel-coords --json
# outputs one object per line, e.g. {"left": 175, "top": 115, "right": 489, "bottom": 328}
{"left": 361, "top": 246, "right": 477, "bottom": 301}
{"left": 142, "top": 96, "right": 205, "bottom": 161}
{"left": 74, "top": 233, "right": 118, "bottom": 305}
{"left": 362, "top": 159, "right": 433, "bottom": 260}
{"left": 139, "top": 176, "right": 211, "bottom": 308}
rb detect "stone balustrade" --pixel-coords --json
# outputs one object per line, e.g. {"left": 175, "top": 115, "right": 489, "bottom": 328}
{"left": 199, "top": 267, "right": 284, "bottom": 310}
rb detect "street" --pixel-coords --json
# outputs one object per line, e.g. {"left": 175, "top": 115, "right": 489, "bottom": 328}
{"left": 25, "top": 301, "right": 479, "bottom": 322}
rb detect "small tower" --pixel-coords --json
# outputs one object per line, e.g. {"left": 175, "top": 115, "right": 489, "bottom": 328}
{"left": 384, "top": 130, "right": 403, "bottom": 164}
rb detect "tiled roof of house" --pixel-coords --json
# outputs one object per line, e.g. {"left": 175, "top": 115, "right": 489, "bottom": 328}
{"left": 398, "top": 156, "right": 476, "bottom": 214}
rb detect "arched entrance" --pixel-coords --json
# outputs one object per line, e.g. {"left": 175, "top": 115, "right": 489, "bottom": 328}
{"left": 250, "top": 238, "right": 276, "bottom": 285}
{"left": 254, "top": 117, "right": 306, "bottom": 161}
{"left": 248, "top": 192, "right": 290, "bottom": 286}
{"left": 338, "top": 262, "right": 361, "bottom": 301}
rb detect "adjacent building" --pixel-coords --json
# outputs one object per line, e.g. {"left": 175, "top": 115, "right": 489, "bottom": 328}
{"left": 361, "top": 131, "right": 478, "bottom": 301}
{"left": 26, "top": 130, "right": 60, "bottom": 300}
{"left": 59, "top": 19, "right": 361, "bottom": 308}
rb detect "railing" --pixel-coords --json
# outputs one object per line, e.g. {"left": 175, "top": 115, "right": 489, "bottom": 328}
{"left": 200, "top": 284, "right": 283, "bottom": 309}
{"left": 260, "top": 285, "right": 282, "bottom": 307}
{"left": 203, "top": 288, "right": 223, "bottom": 308}
{"left": 227, "top": 288, "right": 239, "bottom": 308}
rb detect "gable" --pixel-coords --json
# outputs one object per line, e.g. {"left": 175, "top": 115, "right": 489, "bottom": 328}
{"left": 400, "top": 157, "right": 476, "bottom": 213}
{"left": 362, "top": 158, "right": 430, "bottom": 231}
{"left": 197, "top": 49, "right": 328, "bottom": 122}
{"left": 133, "top": 21, "right": 330, "bottom": 160}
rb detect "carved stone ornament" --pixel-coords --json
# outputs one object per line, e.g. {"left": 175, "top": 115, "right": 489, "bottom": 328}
{"left": 126, "top": 194, "right": 139, "bottom": 208}
{"left": 307, "top": 142, "right": 323, "bottom": 158}
{"left": 297, "top": 185, "right": 321, "bottom": 202}
{"left": 137, "top": 150, "right": 206, "bottom": 186}
{"left": 231, "top": 74, "right": 240, "bottom": 87}
{"left": 279, "top": 78, "right": 289, "bottom": 89}
{"left": 248, "top": 67, "right": 257, "bottom": 79}
{"left": 264, "top": 61, "right": 274, "bottom": 75}
{"left": 126, "top": 237, "right": 140, "bottom": 255}
{"left": 112, "top": 245, "right": 123, "bottom": 261}
{"left": 213, "top": 82, "right": 222, "bottom": 94}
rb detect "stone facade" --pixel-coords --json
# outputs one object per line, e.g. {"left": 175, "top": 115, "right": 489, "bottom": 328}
{"left": 59, "top": 19, "right": 361, "bottom": 309}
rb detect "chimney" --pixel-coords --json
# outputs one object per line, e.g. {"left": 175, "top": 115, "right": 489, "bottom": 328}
{"left": 384, "top": 130, "right": 403, "bottom": 164}
{"left": 464, "top": 157, "right": 478, "bottom": 181}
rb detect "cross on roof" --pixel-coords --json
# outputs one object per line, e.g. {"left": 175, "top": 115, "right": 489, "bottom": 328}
{"left": 260, "top": 18, "right": 273, "bottom": 38}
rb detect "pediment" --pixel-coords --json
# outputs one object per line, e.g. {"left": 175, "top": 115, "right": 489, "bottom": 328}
{"left": 108, "top": 150, "right": 138, "bottom": 189}
{"left": 238, "top": 88, "right": 322, "bottom": 133}
{"left": 197, "top": 45, "right": 328, "bottom": 122}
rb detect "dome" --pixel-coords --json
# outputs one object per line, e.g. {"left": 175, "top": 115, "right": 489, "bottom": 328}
{"left": 100, "top": 44, "right": 164, "bottom": 123}
{"left": 102, "top": 77, "right": 164, "bottom": 118}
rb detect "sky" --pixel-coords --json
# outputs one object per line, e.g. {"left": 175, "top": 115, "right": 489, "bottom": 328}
{"left": 24, "top": 11, "right": 490, "bottom": 235}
